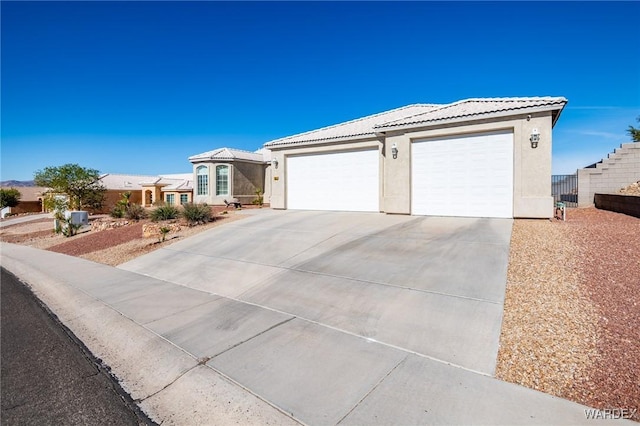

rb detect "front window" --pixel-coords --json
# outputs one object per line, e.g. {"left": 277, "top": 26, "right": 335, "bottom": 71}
{"left": 166, "top": 194, "right": 175, "bottom": 205}
{"left": 216, "top": 165, "right": 229, "bottom": 196}
{"left": 180, "top": 194, "right": 188, "bottom": 205}
{"left": 196, "top": 166, "right": 208, "bottom": 196}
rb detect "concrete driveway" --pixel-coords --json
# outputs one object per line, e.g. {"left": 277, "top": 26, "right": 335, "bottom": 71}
{"left": 120, "top": 210, "right": 512, "bottom": 376}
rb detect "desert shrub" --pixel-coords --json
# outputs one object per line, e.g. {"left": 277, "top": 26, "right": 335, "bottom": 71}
{"left": 110, "top": 206, "right": 124, "bottom": 218}
{"left": 182, "top": 203, "right": 212, "bottom": 226}
{"left": 252, "top": 189, "right": 264, "bottom": 206}
{"left": 150, "top": 204, "right": 179, "bottom": 221}
{"left": 111, "top": 191, "right": 133, "bottom": 218}
{"left": 158, "top": 226, "right": 170, "bottom": 242}
{"left": 125, "top": 204, "right": 147, "bottom": 220}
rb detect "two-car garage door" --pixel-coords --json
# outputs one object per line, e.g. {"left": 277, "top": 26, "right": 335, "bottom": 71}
{"left": 412, "top": 131, "right": 514, "bottom": 218}
{"left": 287, "top": 149, "right": 379, "bottom": 212}
{"left": 285, "top": 131, "right": 514, "bottom": 218}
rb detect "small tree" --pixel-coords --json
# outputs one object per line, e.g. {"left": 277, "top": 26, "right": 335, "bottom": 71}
{"left": 34, "top": 164, "right": 106, "bottom": 211}
{"left": 111, "top": 191, "right": 134, "bottom": 218}
{"left": 627, "top": 116, "right": 640, "bottom": 142}
{"left": 0, "top": 188, "right": 21, "bottom": 209}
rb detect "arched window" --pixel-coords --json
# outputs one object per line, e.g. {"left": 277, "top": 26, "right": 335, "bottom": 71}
{"left": 216, "top": 165, "right": 229, "bottom": 196}
{"left": 196, "top": 166, "right": 208, "bottom": 196}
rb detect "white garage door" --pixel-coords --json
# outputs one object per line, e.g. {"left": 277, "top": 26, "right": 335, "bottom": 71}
{"left": 287, "top": 149, "right": 379, "bottom": 212}
{"left": 412, "top": 131, "right": 513, "bottom": 218}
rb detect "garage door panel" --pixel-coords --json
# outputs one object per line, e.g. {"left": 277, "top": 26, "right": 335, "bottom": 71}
{"left": 412, "top": 131, "right": 513, "bottom": 218}
{"left": 287, "top": 150, "right": 379, "bottom": 212}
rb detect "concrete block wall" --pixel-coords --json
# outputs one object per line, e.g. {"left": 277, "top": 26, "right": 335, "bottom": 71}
{"left": 577, "top": 142, "right": 640, "bottom": 207}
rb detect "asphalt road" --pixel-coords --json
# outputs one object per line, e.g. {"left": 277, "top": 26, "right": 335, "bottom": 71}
{"left": 1, "top": 267, "right": 152, "bottom": 425}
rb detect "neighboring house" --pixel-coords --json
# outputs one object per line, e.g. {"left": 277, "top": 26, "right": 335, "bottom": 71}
{"left": 188, "top": 148, "right": 268, "bottom": 206}
{"left": 0, "top": 186, "right": 47, "bottom": 217}
{"left": 139, "top": 174, "right": 193, "bottom": 207}
{"left": 261, "top": 97, "right": 567, "bottom": 219}
{"left": 577, "top": 142, "right": 640, "bottom": 207}
{"left": 97, "top": 173, "right": 193, "bottom": 212}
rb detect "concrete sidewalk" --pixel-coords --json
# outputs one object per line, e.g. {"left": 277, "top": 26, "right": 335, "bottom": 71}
{"left": 0, "top": 212, "right": 52, "bottom": 228}
{"left": 0, "top": 243, "right": 627, "bottom": 425}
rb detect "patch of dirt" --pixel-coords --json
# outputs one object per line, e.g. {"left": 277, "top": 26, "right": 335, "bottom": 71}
{"left": 47, "top": 222, "right": 145, "bottom": 256}
{"left": 78, "top": 213, "right": 245, "bottom": 266}
{"left": 497, "top": 208, "right": 639, "bottom": 420}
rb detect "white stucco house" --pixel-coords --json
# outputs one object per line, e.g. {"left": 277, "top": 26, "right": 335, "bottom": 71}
{"left": 190, "top": 96, "right": 567, "bottom": 218}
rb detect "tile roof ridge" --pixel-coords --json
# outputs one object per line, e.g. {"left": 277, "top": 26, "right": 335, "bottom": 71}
{"left": 223, "top": 147, "right": 264, "bottom": 155}
{"left": 265, "top": 104, "right": 440, "bottom": 144}
{"left": 460, "top": 96, "right": 568, "bottom": 103}
{"left": 377, "top": 103, "right": 450, "bottom": 127}
{"left": 376, "top": 96, "right": 568, "bottom": 129}
{"left": 101, "top": 172, "right": 163, "bottom": 178}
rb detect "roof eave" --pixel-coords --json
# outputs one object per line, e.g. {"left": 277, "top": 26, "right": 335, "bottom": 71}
{"left": 551, "top": 100, "right": 568, "bottom": 128}
{"left": 265, "top": 132, "right": 380, "bottom": 149}
{"left": 190, "top": 157, "right": 267, "bottom": 165}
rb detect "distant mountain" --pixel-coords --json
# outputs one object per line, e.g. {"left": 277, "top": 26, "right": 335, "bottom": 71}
{"left": 0, "top": 180, "right": 35, "bottom": 187}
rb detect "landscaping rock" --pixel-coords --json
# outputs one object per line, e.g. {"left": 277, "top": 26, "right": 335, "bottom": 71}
{"left": 91, "top": 219, "right": 131, "bottom": 232}
{"left": 618, "top": 180, "right": 640, "bottom": 195}
{"left": 142, "top": 222, "right": 181, "bottom": 239}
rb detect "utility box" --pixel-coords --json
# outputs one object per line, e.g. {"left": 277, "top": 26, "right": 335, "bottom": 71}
{"left": 65, "top": 210, "right": 89, "bottom": 226}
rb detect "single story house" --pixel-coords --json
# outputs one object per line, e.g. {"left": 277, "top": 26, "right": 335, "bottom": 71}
{"left": 262, "top": 97, "right": 567, "bottom": 218}
{"left": 188, "top": 148, "right": 269, "bottom": 206}
{"left": 0, "top": 186, "right": 47, "bottom": 217}
{"left": 97, "top": 173, "right": 192, "bottom": 212}
{"left": 138, "top": 173, "right": 193, "bottom": 207}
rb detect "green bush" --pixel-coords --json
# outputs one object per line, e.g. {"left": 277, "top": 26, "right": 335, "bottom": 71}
{"left": 125, "top": 204, "right": 147, "bottom": 220}
{"left": 150, "top": 204, "right": 179, "bottom": 221}
{"left": 110, "top": 206, "right": 124, "bottom": 218}
{"left": 252, "top": 189, "right": 264, "bottom": 206}
{"left": 182, "top": 203, "right": 212, "bottom": 226}
{"left": 159, "top": 226, "right": 171, "bottom": 242}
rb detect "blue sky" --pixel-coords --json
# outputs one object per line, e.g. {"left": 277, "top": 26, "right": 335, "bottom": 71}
{"left": 1, "top": 1, "right": 639, "bottom": 181}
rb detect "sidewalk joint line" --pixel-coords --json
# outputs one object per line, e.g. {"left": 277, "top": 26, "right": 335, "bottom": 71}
{"left": 209, "top": 316, "right": 295, "bottom": 360}
{"left": 155, "top": 247, "right": 503, "bottom": 305}
{"left": 336, "top": 355, "right": 409, "bottom": 425}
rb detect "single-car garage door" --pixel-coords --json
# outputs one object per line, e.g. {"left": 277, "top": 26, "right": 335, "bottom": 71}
{"left": 412, "top": 130, "right": 513, "bottom": 218}
{"left": 287, "top": 149, "right": 379, "bottom": 212}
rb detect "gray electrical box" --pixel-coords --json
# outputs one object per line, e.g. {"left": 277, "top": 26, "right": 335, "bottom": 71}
{"left": 65, "top": 210, "right": 89, "bottom": 226}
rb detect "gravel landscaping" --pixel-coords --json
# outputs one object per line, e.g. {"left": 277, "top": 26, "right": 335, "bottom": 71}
{"left": 497, "top": 207, "right": 639, "bottom": 421}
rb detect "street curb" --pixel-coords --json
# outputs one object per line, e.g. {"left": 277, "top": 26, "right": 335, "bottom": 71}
{"left": 0, "top": 243, "right": 299, "bottom": 425}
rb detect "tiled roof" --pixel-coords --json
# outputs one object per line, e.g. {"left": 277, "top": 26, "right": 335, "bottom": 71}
{"left": 100, "top": 173, "right": 193, "bottom": 190}
{"left": 160, "top": 173, "right": 192, "bottom": 181}
{"left": 263, "top": 97, "right": 567, "bottom": 147}
{"left": 99, "top": 174, "right": 160, "bottom": 190}
{"left": 0, "top": 186, "right": 48, "bottom": 201}
{"left": 263, "top": 104, "right": 441, "bottom": 147}
{"left": 189, "top": 147, "right": 266, "bottom": 163}
{"left": 161, "top": 179, "right": 193, "bottom": 191}
{"left": 375, "top": 97, "right": 568, "bottom": 130}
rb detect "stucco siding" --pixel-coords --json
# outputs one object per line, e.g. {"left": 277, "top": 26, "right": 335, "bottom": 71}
{"left": 268, "top": 112, "right": 555, "bottom": 218}
{"left": 233, "top": 161, "right": 266, "bottom": 205}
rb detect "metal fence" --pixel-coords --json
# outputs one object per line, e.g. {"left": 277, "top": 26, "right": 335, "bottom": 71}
{"left": 552, "top": 174, "right": 578, "bottom": 207}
